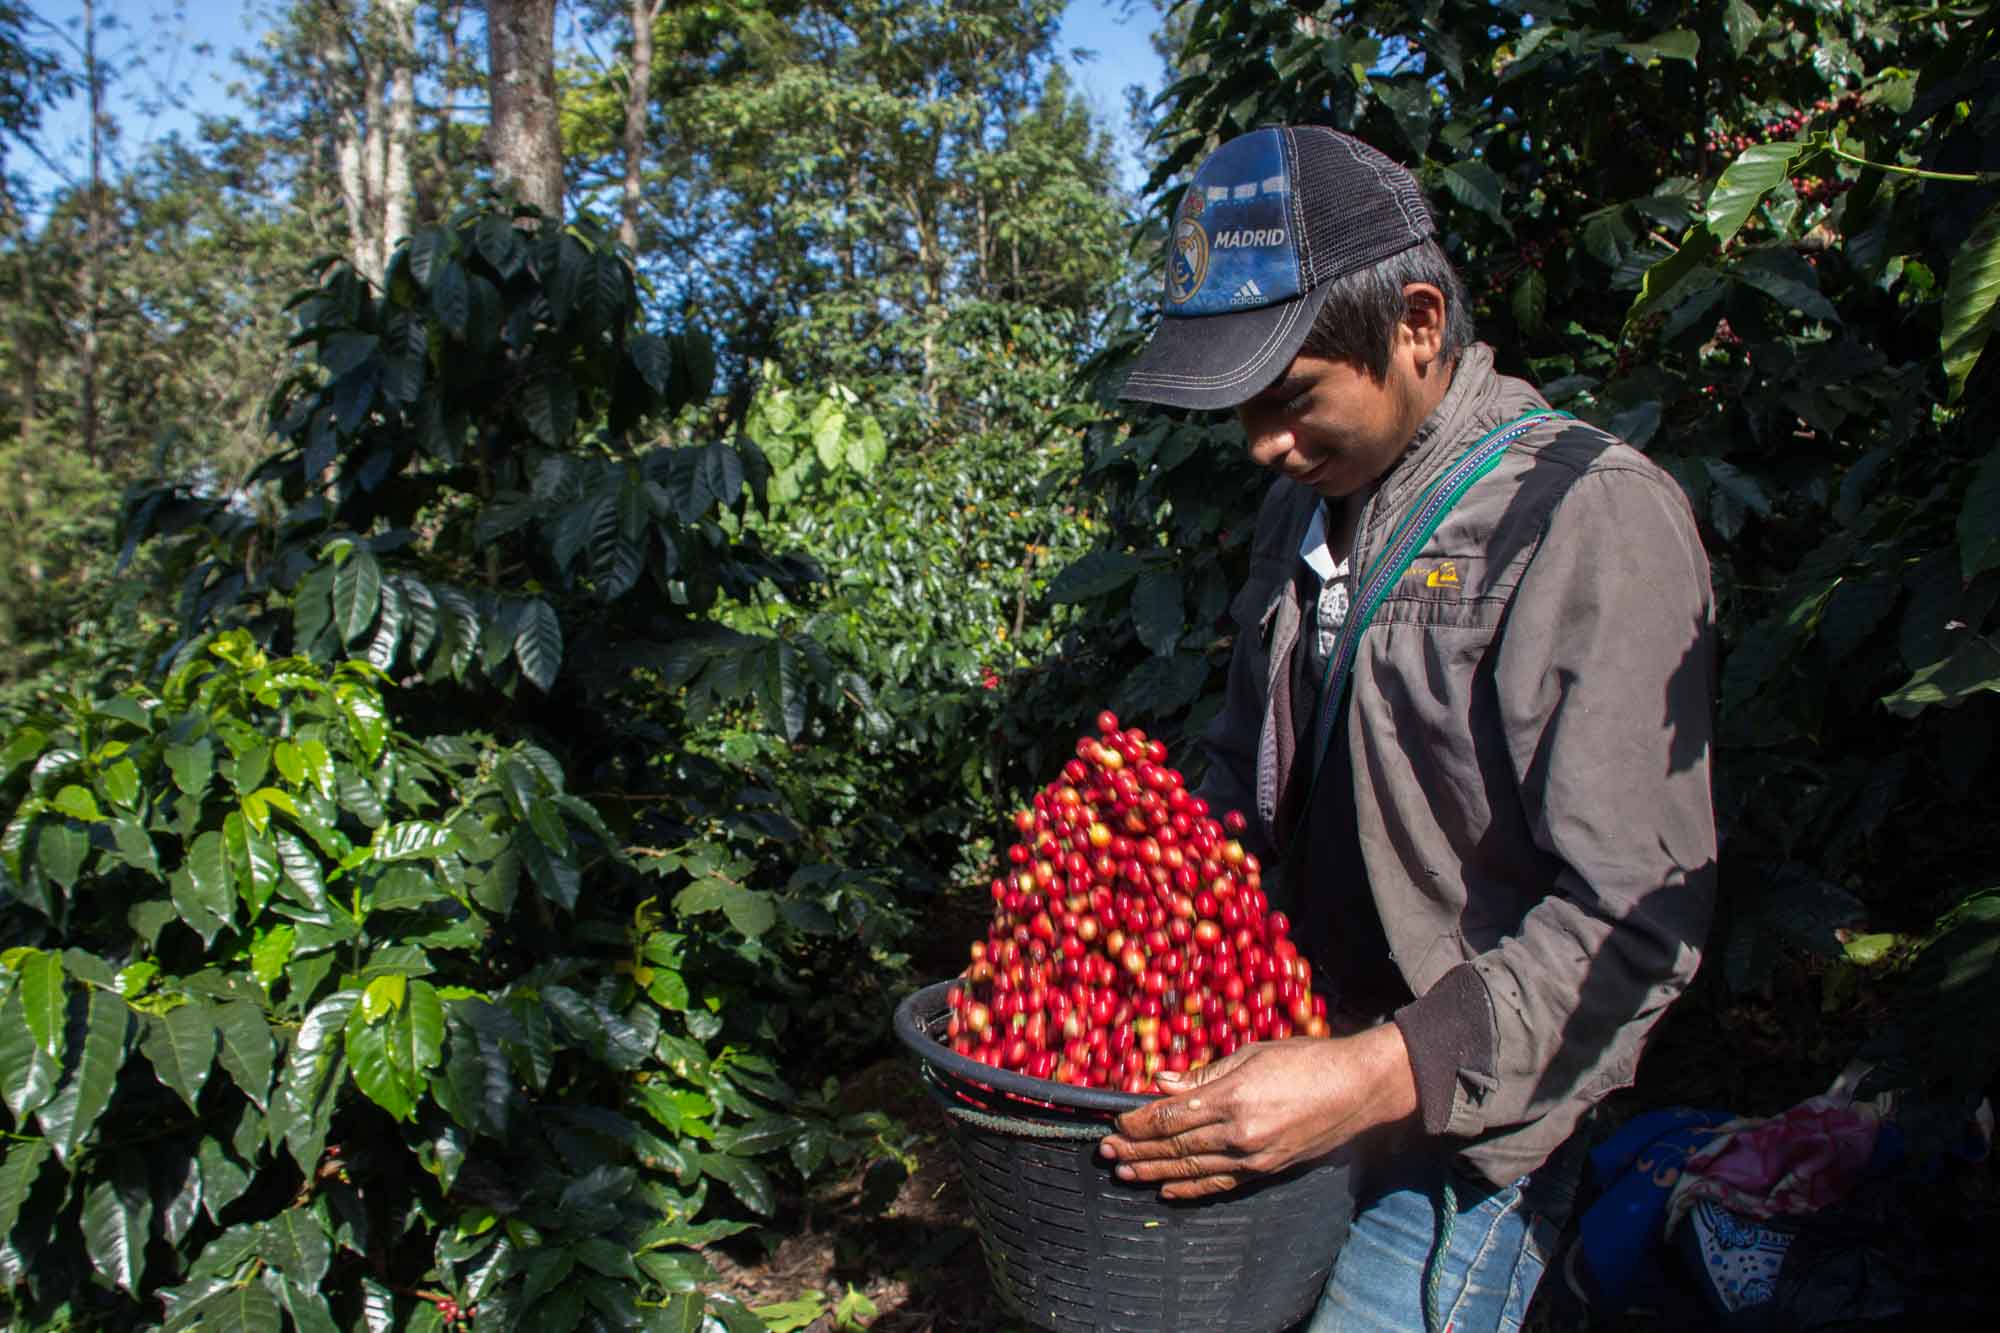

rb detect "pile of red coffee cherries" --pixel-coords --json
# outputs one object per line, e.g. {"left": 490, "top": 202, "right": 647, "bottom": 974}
{"left": 941, "top": 712, "right": 1327, "bottom": 1094}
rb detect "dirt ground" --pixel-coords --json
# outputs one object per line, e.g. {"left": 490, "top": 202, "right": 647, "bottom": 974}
{"left": 702, "top": 1055, "right": 1037, "bottom": 1333}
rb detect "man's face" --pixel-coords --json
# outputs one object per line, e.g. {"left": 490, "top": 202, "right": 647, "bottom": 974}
{"left": 1234, "top": 351, "right": 1428, "bottom": 499}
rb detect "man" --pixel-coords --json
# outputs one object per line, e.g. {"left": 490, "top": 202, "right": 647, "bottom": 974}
{"left": 1097, "top": 125, "right": 1717, "bottom": 1332}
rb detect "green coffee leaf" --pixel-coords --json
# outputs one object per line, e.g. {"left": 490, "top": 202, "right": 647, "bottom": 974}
{"left": 720, "top": 886, "right": 777, "bottom": 939}
{"left": 319, "top": 332, "right": 378, "bottom": 378}
{"left": 433, "top": 260, "right": 470, "bottom": 337}
{"left": 372, "top": 820, "right": 453, "bottom": 862}
{"left": 298, "top": 739, "right": 335, "bottom": 799}
{"left": 197, "top": 1137, "right": 253, "bottom": 1221}
{"left": 272, "top": 990, "right": 359, "bottom": 1171}
{"left": 251, "top": 926, "right": 297, "bottom": 986}
{"left": 280, "top": 1277, "right": 341, "bottom": 1333}
{"left": 361, "top": 974, "right": 407, "bottom": 1023}
{"left": 333, "top": 546, "right": 383, "bottom": 645}
{"left": 630, "top": 333, "right": 672, "bottom": 395}
{"left": 336, "top": 682, "right": 387, "bottom": 764}
{"left": 17, "top": 949, "right": 65, "bottom": 1062}
{"left": 514, "top": 599, "right": 563, "bottom": 693}
{"left": 158, "top": 1149, "right": 204, "bottom": 1246}
{"left": 1131, "top": 572, "right": 1184, "bottom": 656}
{"left": 723, "top": 1114, "right": 809, "bottom": 1158}
{"left": 1440, "top": 159, "right": 1508, "bottom": 229}
{"left": 213, "top": 1000, "right": 276, "bottom": 1111}
{"left": 1048, "top": 551, "right": 1143, "bottom": 602}
{"left": 0, "top": 1138, "right": 51, "bottom": 1244}
{"left": 273, "top": 830, "right": 332, "bottom": 921}
{"left": 0, "top": 987, "right": 59, "bottom": 1119}
{"left": 81, "top": 1163, "right": 153, "bottom": 1294}
{"left": 407, "top": 228, "right": 450, "bottom": 286}
{"left": 1943, "top": 202, "right": 2000, "bottom": 403}
{"left": 697, "top": 1152, "right": 775, "bottom": 1215}
{"left": 234, "top": 817, "right": 281, "bottom": 918}
{"left": 1723, "top": 0, "right": 1762, "bottom": 55}
{"left": 174, "top": 1282, "right": 283, "bottom": 1333}
{"left": 258, "top": 1207, "right": 332, "bottom": 1289}
{"left": 40, "top": 987, "right": 131, "bottom": 1164}
{"left": 1704, "top": 141, "right": 1809, "bottom": 244}
{"left": 522, "top": 373, "right": 578, "bottom": 446}
{"left": 109, "top": 816, "right": 160, "bottom": 875}
{"left": 757, "top": 639, "right": 806, "bottom": 741}
{"left": 1616, "top": 29, "right": 1698, "bottom": 63}
{"left": 346, "top": 988, "right": 426, "bottom": 1122}
{"left": 52, "top": 784, "right": 102, "bottom": 822}
{"left": 1960, "top": 445, "right": 2000, "bottom": 582}
{"left": 474, "top": 213, "right": 523, "bottom": 275}
{"left": 0, "top": 726, "right": 47, "bottom": 784}
{"left": 142, "top": 1003, "right": 217, "bottom": 1111}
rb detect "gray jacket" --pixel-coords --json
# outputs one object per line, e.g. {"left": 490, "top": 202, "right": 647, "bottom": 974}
{"left": 1201, "top": 344, "right": 1717, "bottom": 1186}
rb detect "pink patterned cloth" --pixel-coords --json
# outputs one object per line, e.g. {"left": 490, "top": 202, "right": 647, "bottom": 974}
{"left": 1666, "top": 1094, "right": 1881, "bottom": 1231}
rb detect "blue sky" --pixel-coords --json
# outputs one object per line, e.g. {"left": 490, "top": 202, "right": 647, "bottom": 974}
{"left": 22, "top": 0, "right": 1166, "bottom": 198}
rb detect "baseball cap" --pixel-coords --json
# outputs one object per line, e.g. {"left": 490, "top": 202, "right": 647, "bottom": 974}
{"left": 1119, "top": 126, "right": 1435, "bottom": 411}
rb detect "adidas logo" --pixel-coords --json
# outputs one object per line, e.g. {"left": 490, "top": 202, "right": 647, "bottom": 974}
{"left": 1230, "top": 278, "right": 1265, "bottom": 305}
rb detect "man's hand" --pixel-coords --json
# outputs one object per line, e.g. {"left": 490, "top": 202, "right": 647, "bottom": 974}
{"left": 1097, "top": 1023, "right": 1421, "bottom": 1200}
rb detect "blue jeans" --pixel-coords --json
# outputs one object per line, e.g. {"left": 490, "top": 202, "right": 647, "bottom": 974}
{"left": 1301, "top": 1153, "right": 1561, "bottom": 1333}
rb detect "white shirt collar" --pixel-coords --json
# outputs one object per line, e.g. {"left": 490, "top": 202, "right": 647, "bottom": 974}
{"left": 1297, "top": 501, "right": 1339, "bottom": 582}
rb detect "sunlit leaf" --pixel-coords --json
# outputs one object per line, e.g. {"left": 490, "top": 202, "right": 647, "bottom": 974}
{"left": 81, "top": 1162, "right": 153, "bottom": 1294}
{"left": 142, "top": 1002, "right": 217, "bottom": 1112}
{"left": 1703, "top": 141, "right": 1809, "bottom": 244}
{"left": 40, "top": 987, "right": 131, "bottom": 1164}
{"left": 1943, "top": 203, "right": 2000, "bottom": 403}
{"left": 17, "top": 949, "right": 65, "bottom": 1062}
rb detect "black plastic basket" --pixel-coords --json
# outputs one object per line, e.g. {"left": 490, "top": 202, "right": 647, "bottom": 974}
{"left": 894, "top": 980, "right": 1352, "bottom": 1333}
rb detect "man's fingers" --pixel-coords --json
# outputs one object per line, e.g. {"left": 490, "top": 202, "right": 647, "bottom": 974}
{"left": 1110, "top": 1081, "right": 1232, "bottom": 1141}
{"left": 1109, "top": 1151, "right": 1244, "bottom": 1186}
{"left": 1159, "top": 1172, "right": 1242, "bottom": 1201}
{"left": 1101, "top": 1122, "right": 1233, "bottom": 1164}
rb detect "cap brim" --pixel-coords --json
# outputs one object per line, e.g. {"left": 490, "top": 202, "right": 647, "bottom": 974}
{"left": 1117, "top": 282, "right": 1335, "bottom": 411}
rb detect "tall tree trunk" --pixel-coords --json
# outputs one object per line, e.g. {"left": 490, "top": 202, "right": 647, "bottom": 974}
{"left": 486, "top": 0, "right": 564, "bottom": 223}
{"left": 80, "top": 0, "right": 103, "bottom": 465}
{"left": 360, "top": 49, "right": 386, "bottom": 275}
{"left": 620, "top": 0, "right": 660, "bottom": 251}
{"left": 11, "top": 192, "right": 36, "bottom": 454}
{"left": 381, "top": 0, "right": 418, "bottom": 272}
{"left": 326, "top": 4, "right": 373, "bottom": 282}
{"left": 432, "top": 0, "right": 464, "bottom": 203}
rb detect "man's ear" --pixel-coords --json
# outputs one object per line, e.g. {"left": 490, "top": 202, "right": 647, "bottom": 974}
{"left": 1401, "top": 282, "right": 1447, "bottom": 372}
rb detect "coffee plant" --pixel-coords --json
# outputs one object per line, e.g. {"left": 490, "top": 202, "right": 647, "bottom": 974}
{"left": 0, "top": 632, "right": 900, "bottom": 1329}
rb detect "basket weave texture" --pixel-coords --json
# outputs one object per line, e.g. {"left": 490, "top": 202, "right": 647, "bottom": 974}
{"left": 895, "top": 981, "right": 1353, "bottom": 1333}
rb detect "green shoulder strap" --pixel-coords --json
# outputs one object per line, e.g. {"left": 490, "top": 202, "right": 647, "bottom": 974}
{"left": 1289, "top": 408, "right": 1571, "bottom": 848}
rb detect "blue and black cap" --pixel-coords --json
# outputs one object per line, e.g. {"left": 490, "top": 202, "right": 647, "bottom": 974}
{"left": 1119, "top": 126, "right": 1435, "bottom": 411}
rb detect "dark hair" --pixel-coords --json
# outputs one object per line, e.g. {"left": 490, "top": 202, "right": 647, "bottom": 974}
{"left": 1298, "top": 237, "right": 1474, "bottom": 380}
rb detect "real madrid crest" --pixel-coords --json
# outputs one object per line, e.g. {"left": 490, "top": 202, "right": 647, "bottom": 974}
{"left": 1166, "top": 218, "right": 1209, "bottom": 305}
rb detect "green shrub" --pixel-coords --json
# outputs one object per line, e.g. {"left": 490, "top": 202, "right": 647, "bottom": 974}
{"left": 0, "top": 631, "right": 889, "bottom": 1330}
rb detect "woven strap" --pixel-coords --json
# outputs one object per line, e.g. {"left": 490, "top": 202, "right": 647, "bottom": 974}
{"left": 939, "top": 1102, "right": 1114, "bottom": 1141}
{"left": 1306, "top": 409, "right": 1569, "bottom": 778}
{"left": 1423, "top": 1174, "right": 1458, "bottom": 1333}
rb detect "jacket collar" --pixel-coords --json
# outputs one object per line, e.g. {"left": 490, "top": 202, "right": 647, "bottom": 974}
{"left": 1354, "top": 343, "right": 1544, "bottom": 554}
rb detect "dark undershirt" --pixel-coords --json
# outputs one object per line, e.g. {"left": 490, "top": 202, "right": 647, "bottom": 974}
{"left": 1285, "top": 563, "right": 1410, "bottom": 1021}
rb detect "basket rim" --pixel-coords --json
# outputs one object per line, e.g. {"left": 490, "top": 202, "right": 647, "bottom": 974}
{"left": 893, "top": 978, "right": 1160, "bottom": 1116}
